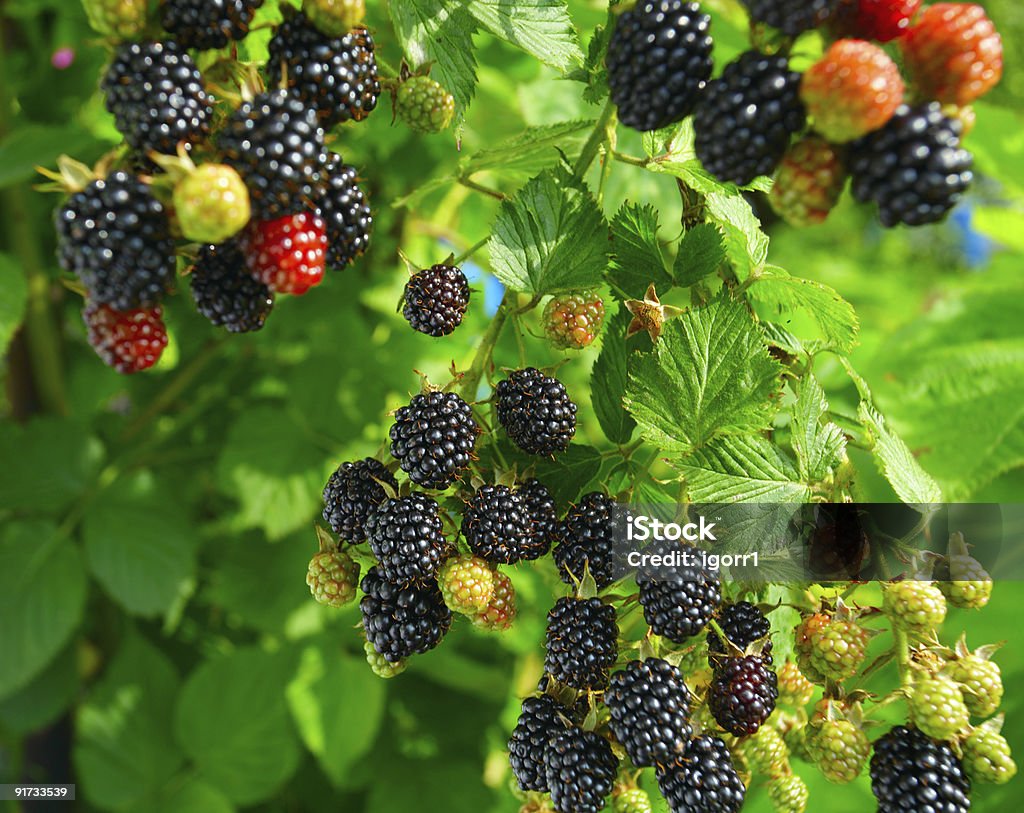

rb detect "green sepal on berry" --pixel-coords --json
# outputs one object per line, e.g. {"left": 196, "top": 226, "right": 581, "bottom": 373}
{"left": 542, "top": 290, "right": 606, "bottom": 350}
{"left": 766, "top": 774, "right": 809, "bottom": 813}
{"left": 612, "top": 787, "right": 653, "bottom": 813}
{"left": 363, "top": 637, "right": 408, "bottom": 678}
{"left": 306, "top": 528, "right": 361, "bottom": 608}
{"left": 396, "top": 76, "right": 456, "bottom": 134}
{"left": 439, "top": 555, "right": 495, "bottom": 615}
{"left": 882, "top": 581, "right": 947, "bottom": 634}
{"left": 173, "top": 164, "right": 252, "bottom": 246}
{"left": 82, "top": 0, "right": 149, "bottom": 39}
{"left": 303, "top": 0, "right": 366, "bottom": 37}
{"left": 909, "top": 675, "right": 970, "bottom": 741}
{"left": 961, "top": 719, "right": 1017, "bottom": 785}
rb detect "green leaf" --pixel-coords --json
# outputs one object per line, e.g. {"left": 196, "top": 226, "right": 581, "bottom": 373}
{"left": 75, "top": 633, "right": 185, "bottom": 811}
{"left": 460, "top": 119, "right": 595, "bottom": 176}
{"left": 135, "top": 779, "right": 234, "bottom": 813}
{"left": 0, "top": 521, "right": 87, "bottom": 700}
{"left": 0, "top": 644, "right": 78, "bottom": 735}
{"left": 607, "top": 202, "right": 673, "bottom": 300}
{"left": 747, "top": 266, "right": 860, "bottom": 354}
{"left": 703, "top": 192, "right": 769, "bottom": 280}
{"left": 0, "top": 253, "right": 28, "bottom": 354}
{"left": 531, "top": 444, "right": 604, "bottom": 505}
{"left": 286, "top": 644, "right": 386, "bottom": 788}
{"left": 790, "top": 376, "right": 846, "bottom": 483}
{"left": 467, "top": 0, "right": 583, "bottom": 71}
{"left": 624, "top": 296, "right": 783, "bottom": 454}
{"left": 175, "top": 648, "right": 301, "bottom": 805}
{"left": 487, "top": 167, "right": 608, "bottom": 295}
{"left": 590, "top": 306, "right": 636, "bottom": 445}
{"left": 673, "top": 223, "right": 726, "bottom": 287}
{"left": 680, "top": 435, "right": 811, "bottom": 503}
{"left": 0, "top": 123, "right": 97, "bottom": 188}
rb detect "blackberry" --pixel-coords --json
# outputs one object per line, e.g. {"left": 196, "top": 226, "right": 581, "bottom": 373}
{"left": 160, "top": 0, "right": 265, "bottom": 50}
{"left": 360, "top": 566, "right": 452, "bottom": 662}
{"left": 544, "top": 597, "right": 618, "bottom": 690}
{"left": 462, "top": 485, "right": 547, "bottom": 565}
{"left": 694, "top": 50, "right": 805, "bottom": 186}
{"left": 708, "top": 601, "right": 773, "bottom": 668}
{"left": 870, "top": 726, "right": 971, "bottom": 813}
{"left": 553, "top": 492, "right": 616, "bottom": 589}
{"left": 318, "top": 154, "right": 372, "bottom": 270}
{"left": 102, "top": 41, "right": 212, "bottom": 158}
{"left": 267, "top": 11, "right": 380, "bottom": 128}
{"left": 321, "top": 457, "right": 397, "bottom": 543}
{"left": 363, "top": 493, "right": 452, "bottom": 585}
{"left": 402, "top": 264, "right": 470, "bottom": 337}
{"left": 656, "top": 736, "right": 746, "bottom": 813}
{"left": 389, "top": 391, "right": 478, "bottom": 489}
{"left": 545, "top": 727, "right": 618, "bottom": 813}
{"left": 190, "top": 241, "right": 274, "bottom": 333}
{"left": 741, "top": 0, "right": 845, "bottom": 36}
{"left": 606, "top": 658, "right": 693, "bottom": 767}
{"left": 496, "top": 367, "right": 577, "bottom": 456}
{"left": 637, "top": 543, "right": 721, "bottom": 643}
{"left": 218, "top": 89, "right": 327, "bottom": 219}
{"left": 709, "top": 655, "right": 778, "bottom": 736}
{"left": 83, "top": 303, "right": 168, "bottom": 374}
{"left": 56, "top": 172, "right": 175, "bottom": 311}
{"left": 848, "top": 103, "right": 973, "bottom": 228}
{"left": 606, "top": 1, "right": 714, "bottom": 132}
{"left": 519, "top": 478, "right": 558, "bottom": 555}
{"left": 508, "top": 694, "right": 570, "bottom": 792}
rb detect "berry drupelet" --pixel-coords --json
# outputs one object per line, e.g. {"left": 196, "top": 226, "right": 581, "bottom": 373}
{"left": 742, "top": 0, "right": 845, "bottom": 36}
{"left": 321, "top": 457, "right": 397, "bottom": 543}
{"left": 190, "top": 241, "right": 274, "bottom": 333}
{"left": 508, "top": 694, "right": 570, "bottom": 792}
{"left": 161, "top": 0, "right": 265, "bottom": 51}
{"left": 709, "top": 654, "right": 779, "bottom": 736}
{"left": 462, "top": 484, "right": 548, "bottom": 565}
{"left": 360, "top": 566, "right": 452, "bottom": 663}
{"left": 707, "top": 600, "right": 773, "bottom": 668}
{"left": 389, "top": 391, "right": 478, "bottom": 489}
{"left": 496, "top": 367, "right": 577, "bottom": 456}
{"left": 402, "top": 264, "right": 470, "bottom": 337}
{"left": 242, "top": 210, "right": 328, "bottom": 295}
{"left": 606, "top": 658, "right": 693, "bottom": 768}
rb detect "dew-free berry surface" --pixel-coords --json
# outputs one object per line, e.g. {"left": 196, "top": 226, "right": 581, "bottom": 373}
{"left": 606, "top": 0, "right": 714, "bottom": 132}
{"left": 402, "top": 264, "right": 470, "bottom": 337}
{"left": 742, "top": 0, "right": 844, "bottom": 36}
{"left": 770, "top": 136, "right": 847, "bottom": 227}
{"left": 389, "top": 391, "right": 478, "bottom": 489}
{"left": 637, "top": 543, "right": 721, "bottom": 642}
{"left": 174, "top": 164, "right": 251, "bottom": 246}
{"left": 870, "top": 726, "right": 971, "bottom": 813}
{"left": 809, "top": 718, "right": 871, "bottom": 784}
{"left": 606, "top": 658, "right": 693, "bottom": 767}
{"left": 471, "top": 569, "right": 517, "bottom": 631}
{"left": 321, "top": 457, "right": 397, "bottom": 543}
{"left": 709, "top": 654, "right": 778, "bottom": 736}
{"left": 396, "top": 76, "right": 456, "bottom": 134}
{"left": 545, "top": 727, "right": 618, "bottom": 813}
{"left": 161, "top": 0, "right": 265, "bottom": 50}
{"left": 518, "top": 478, "right": 558, "bottom": 555}
{"left": 544, "top": 597, "right": 618, "bottom": 690}
{"left": 833, "top": 0, "right": 922, "bottom": 42}
{"left": 508, "top": 694, "right": 569, "bottom": 792}
{"left": 553, "top": 491, "right": 616, "bottom": 589}
{"left": 83, "top": 302, "right": 168, "bottom": 374}
{"left": 190, "top": 241, "right": 274, "bottom": 334}
{"left": 496, "top": 367, "right": 577, "bottom": 455}
{"left": 707, "top": 601, "right": 773, "bottom": 668}
{"left": 360, "top": 566, "right": 452, "bottom": 662}
{"left": 243, "top": 210, "right": 328, "bottom": 295}
{"left": 318, "top": 154, "right": 372, "bottom": 270}
{"left": 462, "top": 484, "right": 546, "bottom": 564}
{"left": 306, "top": 548, "right": 360, "bottom": 607}
{"left": 364, "top": 493, "right": 451, "bottom": 585}
{"left": 656, "top": 735, "right": 746, "bottom": 813}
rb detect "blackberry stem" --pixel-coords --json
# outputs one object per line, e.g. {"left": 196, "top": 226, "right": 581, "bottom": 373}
{"left": 573, "top": 98, "right": 616, "bottom": 181}
{"left": 458, "top": 176, "right": 508, "bottom": 201}
{"left": 451, "top": 235, "right": 489, "bottom": 266}
{"left": 460, "top": 289, "right": 515, "bottom": 400}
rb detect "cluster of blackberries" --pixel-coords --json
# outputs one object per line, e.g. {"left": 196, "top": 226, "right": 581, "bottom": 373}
{"left": 605, "top": 0, "right": 1003, "bottom": 228}
{"left": 56, "top": 0, "right": 379, "bottom": 373}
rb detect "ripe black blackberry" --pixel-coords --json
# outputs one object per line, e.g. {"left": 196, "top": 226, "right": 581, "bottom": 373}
{"left": 360, "top": 566, "right": 452, "bottom": 663}
{"left": 462, "top": 484, "right": 547, "bottom": 565}
{"left": 190, "top": 241, "right": 274, "bottom": 333}
{"left": 741, "top": 0, "right": 845, "bottom": 36}
{"left": 267, "top": 11, "right": 380, "bottom": 128}
{"left": 694, "top": 50, "right": 805, "bottom": 185}
{"left": 707, "top": 601, "right": 773, "bottom": 669}
{"left": 606, "top": 1, "right": 714, "bottom": 132}
{"left": 364, "top": 493, "right": 452, "bottom": 585}
{"left": 657, "top": 736, "right": 746, "bottom": 813}
{"left": 508, "top": 694, "right": 571, "bottom": 792}
{"left": 389, "top": 391, "right": 478, "bottom": 489}
{"left": 545, "top": 727, "right": 618, "bottom": 813}
{"left": 606, "top": 658, "right": 693, "bottom": 768}
{"left": 56, "top": 171, "right": 175, "bottom": 311}
{"left": 102, "top": 41, "right": 212, "bottom": 158}
{"left": 160, "top": 0, "right": 264, "bottom": 50}
{"left": 318, "top": 154, "right": 372, "bottom": 270}
{"left": 519, "top": 478, "right": 558, "bottom": 556}
{"left": 637, "top": 543, "right": 721, "bottom": 643}
{"left": 871, "top": 726, "right": 971, "bottom": 813}
{"left": 495, "top": 367, "right": 577, "bottom": 456}
{"left": 544, "top": 597, "right": 618, "bottom": 690}
{"left": 553, "top": 492, "right": 616, "bottom": 589}
{"left": 848, "top": 102, "right": 974, "bottom": 228}
{"left": 709, "top": 655, "right": 778, "bottom": 736}
{"left": 322, "top": 457, "right": 397, "bottom": 543}
{"left": 218, "top": 89, "right": 327, "bottom": 219}
{"left": 402, "top": 265, "right": 470, "bottom": 337}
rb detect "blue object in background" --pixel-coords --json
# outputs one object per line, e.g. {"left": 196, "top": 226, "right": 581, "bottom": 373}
{"left": 951, "top": 202, "right": 995, "bottom": 269}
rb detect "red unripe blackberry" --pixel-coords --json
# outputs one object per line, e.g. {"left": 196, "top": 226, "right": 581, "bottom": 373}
{"left": 542, "top": 291, "right": 606, "bottom": 350}
{"left": 769, "top": 136, "right": 846, "bottom": 228}
{"left": 190, "top": 241, "right": 274, "bottom": 334}
{"left": 218, "top": 89, "right": 327, "bottom": 219}
{"left": 606, "top": 1, "right": 714, "bottom": 132}
{"left": 870, "top": 726, "right": 971, "bottom": 813}
{"left": 268, "top": 11, "right": 380, "bottom": 127}
{"left": 462, "top": 484, "right": 548, "bottom": 565}
{"left": 470, "top": 569, "right": 517, "bottom": 631}
{"left": 389, "top": 391, "right": 478, "bottom": 489}
{"left": 508, "top": 694, "right": 570, "bottom": 792}
{"left": 606, "top": 658, "right": 693, "bottom": 768}
{"left": 637, "top": 543, "right": 721, "bottom": 643}
{"left": 402, "top": 264, "right": 470, "bottom": 337}
{"left": 553, "top": 491, "right": 616, "bottom": 589}
{"left": 834, "top": 0, "right": 922, "bottom": 42}
{"left": 656, "top": 735, "right": 746, "bottom": 813}
{"left": 544, "top": 597, "right": 618, "bottom": 690}
{"left": 83, "top": 302, "right": 168, "bottom": 374}
{"left": 709, "top": 655, "right": 779, "bottom": 736}
{"left": 363, "top": 493, "right": 452, "bottom": 586}
{"left": 694, "top": 50, "right": 806, "bottom": 186}
{"left": 742, "top": 0, "right": 845, "bottom": 36}
{"left": 56, "top": 172, "right": 176, "bottom": 311}
{"left": 161, "top": 0, "right": 265, "bottom": 50}
{"left": 102, "top": 41, "right": 212, "bottom": 158}
{"left": 545, "top": 727, "right": 618, "bottom": 813}
{"left": 707, "top": 601, "right": 773, "bottom": 669}
{"left": 318, "top": 154, "right": 372, "bottom": 270}
{"left": 496, "top": 367, "right": 577, "bottom": 456}
{"left": 242, "top": 210, "right": 328, "bottom": 295}
{"left": 321, "top": 457, "right": 397, "bottom": 543}
{"left": 359, "top": 566, "right": 452, "bottom": 663}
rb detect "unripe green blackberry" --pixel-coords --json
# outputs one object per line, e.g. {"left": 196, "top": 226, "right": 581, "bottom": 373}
{"left": 304, "top": 0, "right": 365, "bottom": 36}
{"left": 613, "top": 788, "right": 652, "bottom": 813}
{"left": 794, "top": 613, "right": 830, "bottom": 683}
{"left": 882, "top": 581, "right": 947, "bottom": 633}
{"left": 782, "top": 719, "right": 814, "bottom": 764}
{"left": 397, "top": 76, "right": 456, "bottom": 134}
{"left": 306, "top": 547, "right": 360, "bottom": 607}
{"left": 909, "top": 675, "right": 970, "bottom": 741}
{"left": 962, "top": 727, "right": 1017, "bottom": 785}
{"left": 744, "top": 724, "right": 789, "bottom": 775}
{"left": 542, "top": 291, "right": 606, "bottom": 350}
{"left": 944, "top": 655, "right": 1003, "bottom": 717}
{"left": 438, "top": 555, "right": 494, "bottom": 615}
{"left": 809, "top": 719, "right": 870, "bottom": 784}
{"left": 363, "top": 637, "right": 407, "bottom": 678}
{"left": 83, "top": 0, "right": 148, "bottom": 38}
{"left": 471, "top": 570, "right": 517, "bottom": 632}
{"left": 767, "top": 774, "right": 809, "bottom": 813}
{"left": 174, "top": 164, "right": 251, "bottom": 245}
{"left": 777, "top": 661, "right": 815, "bottom": 707}
{"left": 937, "top": 555, "right": 993, "bottom": 609}
{"left": 807, "top": 618, "right": 869, "bottom": 682}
